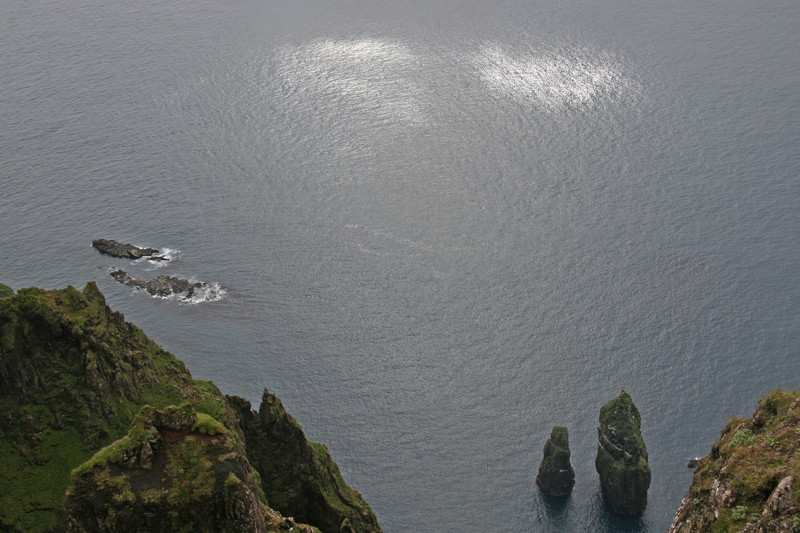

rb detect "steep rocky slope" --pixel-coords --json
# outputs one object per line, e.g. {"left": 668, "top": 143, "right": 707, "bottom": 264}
{"left": 667, "top": 390, "right": 800, "bottom": 533}
{"left": 0, "top": 283, "right": 380, "bottom": 533}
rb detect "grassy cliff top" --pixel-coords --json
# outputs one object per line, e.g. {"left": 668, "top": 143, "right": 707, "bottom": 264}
{"left": 669, "top": 389, "right": 800, "bottom": 532}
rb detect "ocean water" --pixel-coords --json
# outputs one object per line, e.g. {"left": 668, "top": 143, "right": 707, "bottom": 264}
{"left": 2, "top": 0, "right": 799, "bottom": 531}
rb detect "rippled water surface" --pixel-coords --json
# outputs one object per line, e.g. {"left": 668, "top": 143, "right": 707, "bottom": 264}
{"left": 2, "top": 1, "right": 799, "bottom": 531}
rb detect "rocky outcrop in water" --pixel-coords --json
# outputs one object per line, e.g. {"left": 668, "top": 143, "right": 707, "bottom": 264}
{"left": 92, "top": 239, "right": 164, "bottom": 260}
{"left": 536, "top": 426, "right": 575, "bottom": 498}
{"left": 0, "top": 283, "right": 380, "bottom": 532}
{"left": 595, "top": 390, "right": 651, "bottom": 515}
{"left": 110, "top": 269, "right": 216, "bottom": 301}
{"left": 667, "top": 390, "right": 800, "bottom": 533}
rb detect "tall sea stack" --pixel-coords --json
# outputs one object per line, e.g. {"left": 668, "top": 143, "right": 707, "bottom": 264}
{"left": 536, "top": 426, "right": 575, "bottom": 497}
{"left": 595, "top": 390, "right": 651, "bottom": 515}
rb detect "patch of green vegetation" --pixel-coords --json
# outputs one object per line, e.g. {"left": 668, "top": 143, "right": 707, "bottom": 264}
{"left": 0, "top": 284, "right": 241, "bottom": 530}
{"left": 193, "top": 380, "right": 228, "bottom": 421}
{"left": 0, "top": 283, "right": 13, "bottom": 298}
{"left": 0, "top": 426, "right": 90, "bottom": 532}
{"left": 730, "top": 428, "right": 755, "bottom": 447}
{"left": 680, "top": 389, "right": 800, "bottom": 532}
{"left": 162, "top": 436, "right": 216, "bottom": 503}
{"left": 192, "top": 412, "right": 225, "bottom": 436}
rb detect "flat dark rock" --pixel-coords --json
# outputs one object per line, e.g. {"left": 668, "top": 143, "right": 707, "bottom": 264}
{"left": 92, "top": 239, "right": 161, "bottom": 260}
{"left": 110, "top": 269, "right": 209, "bottom": 300}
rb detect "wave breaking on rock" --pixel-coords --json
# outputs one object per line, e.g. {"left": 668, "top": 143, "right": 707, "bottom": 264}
{"left": 110, "top": 269, "right": 225, "bottom": 304}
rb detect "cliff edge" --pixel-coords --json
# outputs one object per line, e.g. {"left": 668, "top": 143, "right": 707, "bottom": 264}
{"left": 667, "top": 390, "right": 800, "bottom": 533}
{"left": 0, "top": 283, "right": 380, "bottom": 533}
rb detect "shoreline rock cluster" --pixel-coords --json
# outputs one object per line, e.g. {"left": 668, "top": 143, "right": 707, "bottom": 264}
{"left": 93, "top": 238, "right": 222, "bottom": 302}
{"left": 110, "top": 269, "right": 215, "bottom": 301}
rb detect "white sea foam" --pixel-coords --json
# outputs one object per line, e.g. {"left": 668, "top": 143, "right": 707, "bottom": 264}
{"left": 134, "top": 247, "right": 181, "bottom": 270}
{"left": 179, "top": 281, "right": 226, "bottom": 305}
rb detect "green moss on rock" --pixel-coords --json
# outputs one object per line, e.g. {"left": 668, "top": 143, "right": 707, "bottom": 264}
{"left": 536, "top": 426, "right": 575, "bottom": 498}
{"left": 595, "top": 390, "right": 651, "bottom": 515}
{"left": 0, "top": 283, "right": 13, "bottom": 298}
{"left": 231, "top": 391, "right": 382, "bottom": 533}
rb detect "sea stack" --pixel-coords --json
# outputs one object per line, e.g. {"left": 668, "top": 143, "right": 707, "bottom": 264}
{"left": 536, "top": 426, "right": 575, "bottom": 497}
{"left": 595, "top": 390, "right": 651, "bottom": 515}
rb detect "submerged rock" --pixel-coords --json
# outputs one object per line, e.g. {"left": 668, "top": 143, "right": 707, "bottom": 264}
{"left": 595, "top": 390, "right": 651, "bottom": 515}
{"left": 110, "top": 269, "right": 217, "bottom": 301}
{"left": 92, "top": 239, "right": 164, "bottom": 260}
{"left": 536, "top": 426, "right": 575, "bottom": 497}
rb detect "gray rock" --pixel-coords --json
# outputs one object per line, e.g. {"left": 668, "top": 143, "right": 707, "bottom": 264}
{"left": 110, "top": 269, "right": 211, "bottom": 301}
{"left": 92, "top": 239, "right": 163, "bottom": 260}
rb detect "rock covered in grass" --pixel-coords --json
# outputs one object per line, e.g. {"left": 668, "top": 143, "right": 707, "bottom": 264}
{"left": 65, "top": 403, "right": 319, "bottom": 533}
{"left": 536, "top": 426, "right": 575, "bottom": 497}
{"left": 595, "top": 390, "right": 651, "bottom": 515}
{"left": 667, "top": 390, "right": 800, "bottom": 533}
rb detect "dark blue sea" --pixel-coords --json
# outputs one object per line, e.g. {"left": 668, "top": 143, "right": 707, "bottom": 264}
{"left": 2, "top": 1, "right": 799, "bottom": 531}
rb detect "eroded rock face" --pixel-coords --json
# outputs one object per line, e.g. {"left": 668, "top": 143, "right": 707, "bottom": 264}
{"left": 64, "top": 404, "right": 318, "bottom": 533}
{"left": 230, "top": 391, "right": 383, "bottom": 533}
{"left": 92, "top": 239, "right": 163, "bottom": 260}
{"left": 595, "top": 390, "right": 651, "bottom": 515}
{"left": 536, "top": 426, "right": 575, "bottom": 498}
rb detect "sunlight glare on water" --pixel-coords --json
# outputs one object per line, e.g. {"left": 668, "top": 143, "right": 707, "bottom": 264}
{"left": 474, "top": 43, "right": 641, "bottom": 110}
{"left": 275, "top": 38, "right": 426, "bottom": 125}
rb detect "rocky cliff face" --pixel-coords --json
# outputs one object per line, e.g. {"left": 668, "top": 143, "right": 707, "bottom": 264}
{"left": 231, "top": 393, "right": 382, "bottom": 533}
{"left": 64, "top": 404, "right": 317, "bottom": 533}
{"left": 667, "top": 390, "right": 800, "bottom": 533}
{"left": 595, "top": 390, "right": 651, "bottom": 515}
{"left": 0, "top": 283, "right": 380, "bottom": 533}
